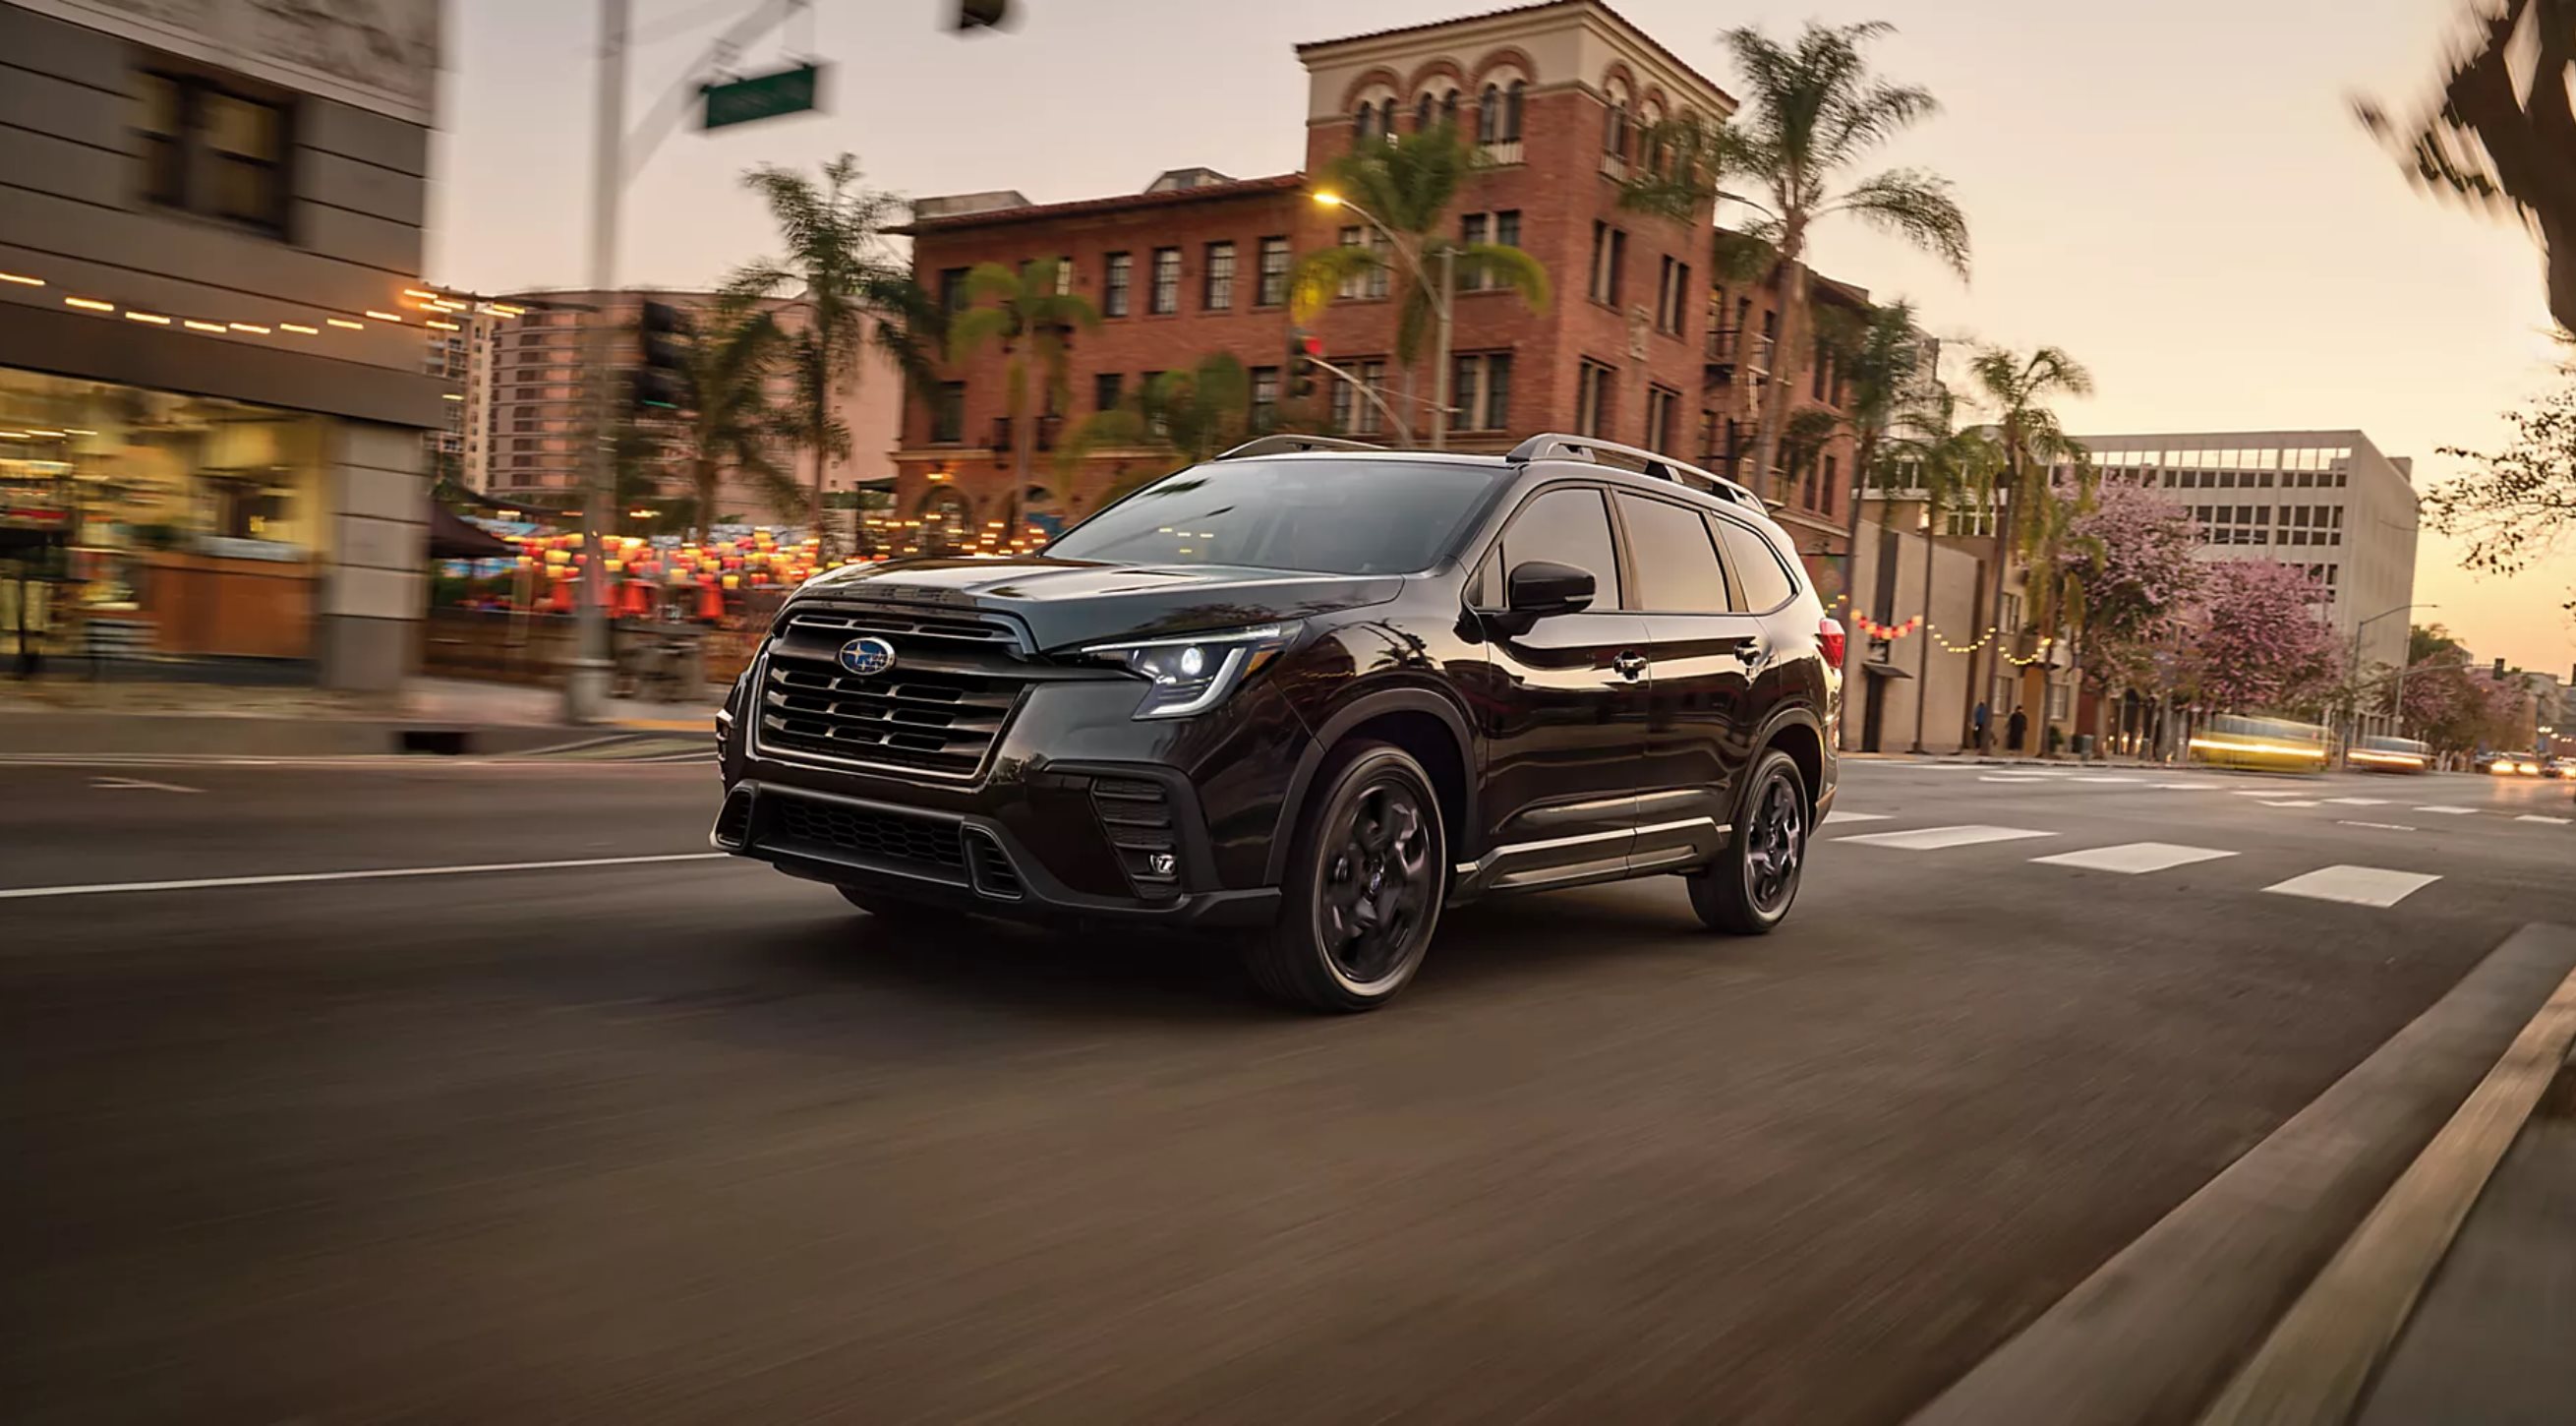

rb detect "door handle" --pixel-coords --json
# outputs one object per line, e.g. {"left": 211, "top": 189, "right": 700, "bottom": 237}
{"left": 1613, "top": 651, "right": 1648, "bottom": 681}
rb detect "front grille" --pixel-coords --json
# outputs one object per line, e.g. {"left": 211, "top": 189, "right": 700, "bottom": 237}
{"left": 756, "top": 609, "right": 1031, "bottom": 779}
{"left": 769, "top": 797, "right": 966, "bottom": 875}
{"left": 1091, "top": 776, "right": 1180, "bottom": 899}
{"left": 962, "top": 826, "right": 1024, "bottom": 901}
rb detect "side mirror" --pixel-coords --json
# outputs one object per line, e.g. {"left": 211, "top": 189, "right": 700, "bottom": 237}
{"left": 1505, "top": 560, "right": 1596, "bottom": 619}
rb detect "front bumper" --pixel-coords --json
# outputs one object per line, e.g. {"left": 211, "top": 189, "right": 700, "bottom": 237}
{"left": 715, "top": 661, "right": 1311, "bottom": 928}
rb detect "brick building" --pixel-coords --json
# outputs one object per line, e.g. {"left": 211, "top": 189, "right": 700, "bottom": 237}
{"left": 892, "top": 0, "right": 1872, "bottom": 569}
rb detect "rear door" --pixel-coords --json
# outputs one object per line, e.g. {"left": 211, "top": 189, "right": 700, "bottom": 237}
{"left": 1467, "top": 485, "right": 1653, "bottom": 889}
{"left": 1613, "top": 493, "right": 1766, "bottom": 870}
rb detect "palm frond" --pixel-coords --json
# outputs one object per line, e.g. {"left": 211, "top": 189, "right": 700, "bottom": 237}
{"left": 1823, "top": 168, "right": 1971, "bottom": 278}
{"left": 1288, "top": 245, "right": 1389, "bottom": 322}
{"left": 1452, "top": 241, "right": 1551, "bottom": 310}
{"left": 945, "top": 305, "right": 1016, "bottom": 366}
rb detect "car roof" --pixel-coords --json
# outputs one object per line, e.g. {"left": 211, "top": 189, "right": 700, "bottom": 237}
{"left": 1229, "top": 447, "right": 1777, "bottom": 525}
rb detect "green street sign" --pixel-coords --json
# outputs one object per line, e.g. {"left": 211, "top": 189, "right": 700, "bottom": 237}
{"left": 701, "top": 63, "right": 824, "bottom": 131}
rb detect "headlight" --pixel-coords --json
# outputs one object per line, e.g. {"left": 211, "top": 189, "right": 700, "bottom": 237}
{"left": 1082, "top": 623, "right": 1295, "bottom": 720}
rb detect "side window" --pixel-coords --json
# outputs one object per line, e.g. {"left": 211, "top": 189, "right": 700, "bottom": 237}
{"left": 1615, "top": 495, "right": 1728, "bottom": 612}
{"left": 1480, "top": 487, "right": 1621, "bottom": 609}
{"left": 1711, "top": 515, "right": 1799, "bottom": 612}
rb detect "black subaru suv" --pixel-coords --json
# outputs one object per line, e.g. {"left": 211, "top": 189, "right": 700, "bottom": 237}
{"left": 713, "top": 433, "right": 1842, "bottom": 1011}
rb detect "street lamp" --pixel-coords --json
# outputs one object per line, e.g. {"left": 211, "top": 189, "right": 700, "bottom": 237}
{"left": 1310, "top": 189, "right": 1456, "bottom": 450}
{"left": 2351, "top": 601, "right": 2435, "bottom": 758}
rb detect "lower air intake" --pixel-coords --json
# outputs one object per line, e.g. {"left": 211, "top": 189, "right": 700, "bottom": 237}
{"left": 1090, "top": 776, "right": 1180, "bottom": 900}
{"left": 962, "top": 826, "right": 1024, "bottom": 901}
{"left": 710, "top": 788, "right": 754, "bottom": 850}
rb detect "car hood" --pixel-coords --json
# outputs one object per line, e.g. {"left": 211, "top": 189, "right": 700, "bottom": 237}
{"left": 790, "top": 557, "right": 1404, "bottom": 650}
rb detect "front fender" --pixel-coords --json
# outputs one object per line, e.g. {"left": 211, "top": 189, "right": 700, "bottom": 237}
{"left": 1264, "top": 681, "right": 1480, "bottom": 886}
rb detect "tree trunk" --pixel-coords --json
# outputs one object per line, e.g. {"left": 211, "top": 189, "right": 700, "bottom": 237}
{"left": 1912, "top": 508, "right": 1936, "bottom": 752}
{"left": 1747, "top": 247, "right": 1807, "bottom": 505}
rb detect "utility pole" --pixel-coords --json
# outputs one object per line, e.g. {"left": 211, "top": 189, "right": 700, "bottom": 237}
{"left": 564, "top": 0, "right": 629, "bottom": 726}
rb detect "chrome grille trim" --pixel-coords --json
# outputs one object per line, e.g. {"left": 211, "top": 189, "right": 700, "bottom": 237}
{"left": 748, "top": 606, "right": 1035, "bottom": 783}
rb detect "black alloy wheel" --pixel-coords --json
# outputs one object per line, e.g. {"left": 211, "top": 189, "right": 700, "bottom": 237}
{"left": 1244, "top": 742, "right": 1446, "bottom": 1012}
{"left": 1688, "top": 748, "right": 1808, "bottom": 934}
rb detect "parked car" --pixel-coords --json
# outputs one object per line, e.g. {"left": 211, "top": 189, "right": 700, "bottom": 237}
{"left": 712, "top": 433, "right": 1842, "bottom": 1011}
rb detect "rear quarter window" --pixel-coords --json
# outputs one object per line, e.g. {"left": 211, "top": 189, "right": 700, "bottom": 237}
{"left": 1711, "top": 515, "right": 1800, "bottom": 612}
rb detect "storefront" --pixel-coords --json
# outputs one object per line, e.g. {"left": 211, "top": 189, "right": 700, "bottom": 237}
{"left": 1, "top": 368, "right": 332, "bottom": 672}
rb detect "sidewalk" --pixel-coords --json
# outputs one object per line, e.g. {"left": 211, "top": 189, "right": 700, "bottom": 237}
{"left": 0, "top": 674, "right": 722, "bottom": 756}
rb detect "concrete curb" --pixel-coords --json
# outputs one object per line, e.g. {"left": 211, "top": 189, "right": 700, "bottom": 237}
{"left": 1905, "top": 922, "right": 2576, "bottom": 1426}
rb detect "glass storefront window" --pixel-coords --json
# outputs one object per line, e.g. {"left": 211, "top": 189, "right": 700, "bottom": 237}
{"left": 2, "top": 366, "right": 325, "bottom": 657}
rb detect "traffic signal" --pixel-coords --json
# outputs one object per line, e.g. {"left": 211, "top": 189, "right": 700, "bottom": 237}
{"left": 631, "top": 300, "right": 691, "bottom": 414}
{"left": 1288, "top": 328, "right": 1323, "bottom": 399}
{"left": 955, "top": 0, "right": 1011, "bottom": 30}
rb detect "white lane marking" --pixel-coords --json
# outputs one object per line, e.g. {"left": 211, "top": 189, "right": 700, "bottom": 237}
{"left": 2321, "top": 797, "right": 2391, "bottom": 805}
{"left": 2412, "top": 805, "right": 2481, "bottom": 815}
{"left": 2259, "top": 800, "right": 2324, "bottom": 808}
{"left": 0, "top": 853, "right": 730, "bottom": 903}
{"left": 2073, "top": 775, "right": 2143, "bottom": 784}
{"left": 2518, "top": 814, "right": 2571, "bottom": 825}
{"left": 2262, "top": 865, "right": 2442, "bottom": 908}
{"left": 2151, "top": 782, "right": 2227, "bottom": 790}
{"left": 1825, "top": 810, "right": 1894, "bottom": 823}
{"left": 1837, "top": 824, "right": 2058, "bottom": 851}
{"left": 2030, "top": 842, "right": 2239, "bottom": 874}
{"left": 88, "top": 776, "right": 202, "bottom": 794}
{"left": 1978, "top": 775, "right": 2057, "bottom": 783}
{"left": 2234, "top": 788, "right": 2305, "bottom": 796}
{"left": 2338, "top": 820, "right": 2419, "bottom": 832}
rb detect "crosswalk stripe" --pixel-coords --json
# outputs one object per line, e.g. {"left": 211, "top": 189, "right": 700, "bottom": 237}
{"left": 1825, "top": 810, "right": 1893, "bottom": 823}
{"left": 2072, "top": 775, "right": 2142, "bottom": 784}
{"left": 2259, "top": 800, "right": 2324, "bottom": 807}
{"left": 1978, "top": 775, "right": 2054, "bottom": 783}
{"left": 1837, "top": 824, "right": 2057, "bottom": 851}
{"left": 2233, "top": 788, "right": 2299, "bottom": 796}
{"left": 2320, "top": 797, "right": 2390, "bottom": 805}
{"left": 2030, "top": 842, "right": 2238, "bottom": 874}
{"left": 2412, "top": 805, "right": 2480, "bottom": 815}
{"left": 2518, "top": 814, "right": 2571, "bottom": 825}
{"left": 2152, "top": 782, "right": 2226, "bottom": 790}
{"left": 2262, "top": 865, "right": 2442, "bottom": 908}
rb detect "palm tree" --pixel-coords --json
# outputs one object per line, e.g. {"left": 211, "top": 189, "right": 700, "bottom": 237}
{"left": 736, "top": 152, "right": 935, "bottom": 554}
{"left": 1055, "top": 353, "right": 1281, "bottom": 505}
{"left": 1621, "top": 21, "right": 1969, "bottom": 503}
{"left": 946, "top": 258, "right": 1100, "bottom": 541}
{"left": 672, "top": 282, "right": 796, "bottom": 540}
{"left": 1880, "top": 384, "right": 1999, "bottom": 751}
{"left": 1290, "top": 125, "right": 1549, "bottom": 445}
{"left": 1823, "top": 299, "right": 1925, "bottom": 590}
{"left": 1962, "top": 344, "right": 2094, "bottom": 744}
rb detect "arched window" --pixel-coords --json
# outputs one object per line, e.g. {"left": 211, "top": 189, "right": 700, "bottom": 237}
{"left": 1377, "top": 96, "right": 1397, "bottom": 141}
{"left": 1440, "top": 88, "right": 1460, "bottom": 128}
{"left": 1477, "top": 84, "right": 1500, "bottom": 143}
{"left": 1603, "top": 80, "right": 1632, "bottom": 158}
{"left": 1415, "top": 93, "right": 1434, "bottom": 131}
{"left": 1354, "top": 103, "right": 1375, "bottom": 140}
{"left": 1503, "top": 80, "right": 1525, "bottom": 142}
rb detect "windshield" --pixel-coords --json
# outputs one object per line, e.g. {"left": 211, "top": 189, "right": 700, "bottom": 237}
{"left": 1046, "top": 457, "right": 1507, "bottom": 575}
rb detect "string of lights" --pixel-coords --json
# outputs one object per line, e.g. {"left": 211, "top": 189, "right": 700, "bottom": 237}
{"left": 0, "top": 267, "right": 519, "bottom": 351}
{"left": 1822, "top": 592, "right": 2052, "bottom": 664}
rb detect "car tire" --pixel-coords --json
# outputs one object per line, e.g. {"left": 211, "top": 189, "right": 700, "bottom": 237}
{"left": 1687, "top": 748, "right": 1808, "bottom": 935}
{"left": 839, "top": 887, "right": 939, "bottom": 923}
{"left": 1243, "top": 742, "right": 1447, "bottom": 1013}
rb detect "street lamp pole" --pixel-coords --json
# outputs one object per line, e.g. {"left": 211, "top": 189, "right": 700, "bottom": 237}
{"left": 1314, "top": 192, "right": 1451, "bottom": 449}
{"left": 564, "top": 0, "right": 628, "bottom": 726}
{"left": 2347, "top": 602, "right": 2434, "bottom": 761}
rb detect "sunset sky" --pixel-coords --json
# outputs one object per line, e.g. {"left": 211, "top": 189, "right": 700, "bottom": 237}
{"left": 427, "top": 0, "right": 2576, "bottom": 677}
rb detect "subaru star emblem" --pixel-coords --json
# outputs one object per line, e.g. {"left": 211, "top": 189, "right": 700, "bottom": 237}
{"left": 837, "top": 636, "right": 897, "bottom": 678}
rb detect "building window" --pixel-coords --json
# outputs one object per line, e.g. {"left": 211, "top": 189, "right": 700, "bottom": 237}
{"left": 1355, "top": 102, "right": 1376, "bottom": 140}
{"left": 1655, "top": 257, "right": 1690, "bottom": 334}
{"left": 1102, "top": 253, "right": 1132, "bottom": 317}
{"left": 1257, "top": 237, "right": 1290, "bottom": 306}
{"left": 938, "top": 267, "right": 970, "bottom": 313}
{"left": 1149, "top": 247, "right": 1182, "bottom": 315}
{"left": 1093, "top": 372, "right": 1123, "bottom": 412}
{"left": 1478, "top": 84, "right": 1501, "bottom": 142}
{"left": 1450, "top": 353, "right": 1513, "bottom": 431}
{"left": 1458, "top": 210, "right": 1521, "bottom": 291}
{"left": 1202, "top": 241, "right": 1235, "bottom": 311}
{"left": 1416, "top": 92, "right": 1435, "bottom": 131}
{"left": 1588, "top": 222, "right": 1625, "bottom": 305}
{"left": 1331, "top": 360, "right": 1389, "bottom": 435}
{"left": 1252, "top": 366, "right": 1280, "bottom": 419}
{"left": 1503, "top": 80, "right": 1525, "bottom": 140}
{"left": 1576, "top": 359, "right": 1613, "bottom": 438}
{"left": 931, "top": 382, "right": 966, "bottom": 444}
{"left": 1812, "top": 341, "right": 1832, "bottom": 400}
{"left": 1338, "top": 226, "right": 1389, "bottom": 299}
{"left": 1645, "top": 385, "right": 1678, "bottom": 453}
{"left": 1822, "top": 453, "right": 1840, "bottom": 517}
{"left": 1139, "top": 372, "right": 1166, "bottom": 436}
{"left": 1440, "top": 88, "right": 1460, "bottom": 128}
{"left": 136, "top": 69, "right": 291, "bottom": 235}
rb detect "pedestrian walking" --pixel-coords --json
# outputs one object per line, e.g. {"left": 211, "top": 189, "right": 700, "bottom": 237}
{"left": 1972, "top": 700, "right": 1990, "bottom": 753}
{"left": 2008, "top": 705, "right": 2029, "bottom": 752}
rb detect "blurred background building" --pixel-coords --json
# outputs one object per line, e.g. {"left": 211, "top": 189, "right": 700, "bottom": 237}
{"left": 0, "top": 0, "right": 444, "bottom": 689}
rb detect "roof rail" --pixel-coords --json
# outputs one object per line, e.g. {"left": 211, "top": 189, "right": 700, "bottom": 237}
{"left": 1214, "top": 434, "right": 1385, "bottom": 460}
{"left": 1506, "top": 433, "right": 1763, "bottom": 510}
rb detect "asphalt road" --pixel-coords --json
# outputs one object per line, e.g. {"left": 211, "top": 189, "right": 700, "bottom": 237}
{"left": 4, "top": 753, "right": 2570, "bottom": 1425}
